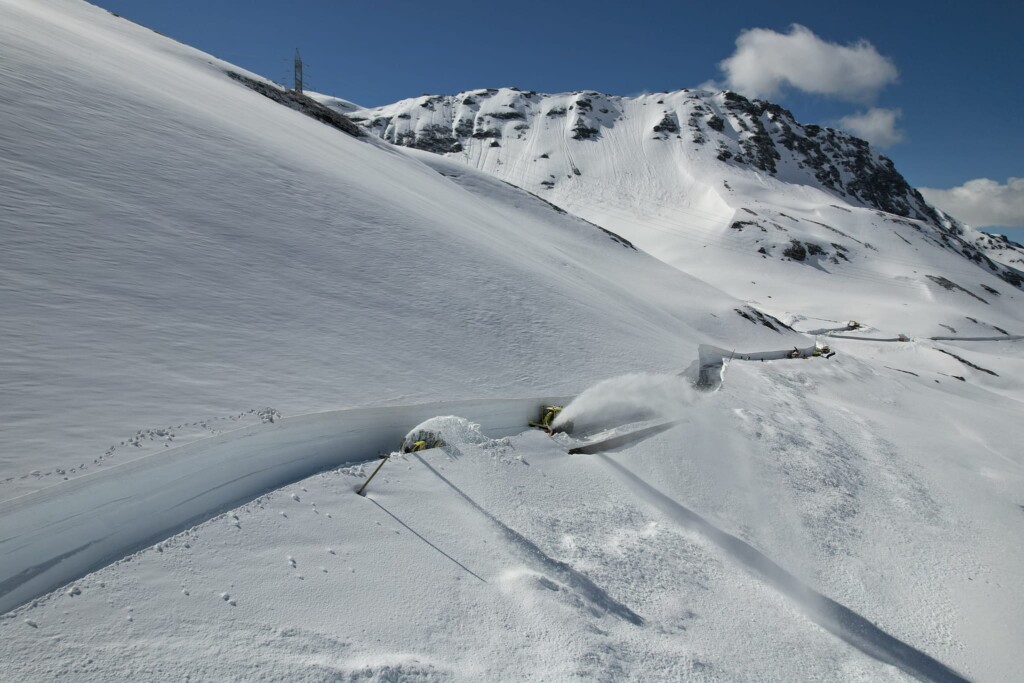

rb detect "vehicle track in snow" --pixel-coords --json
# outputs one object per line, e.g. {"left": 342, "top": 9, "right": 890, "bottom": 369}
{"left": 594, "top": 454, "right": 970, "bottom": 683}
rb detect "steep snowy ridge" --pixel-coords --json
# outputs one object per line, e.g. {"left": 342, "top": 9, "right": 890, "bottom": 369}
{"left": 350, "top": 88, "right": 1024, "bottom": 334}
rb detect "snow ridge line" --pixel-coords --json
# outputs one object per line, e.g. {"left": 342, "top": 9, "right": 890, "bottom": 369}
{"left": 0, "top": 396, "right": 569, "bottom": 616}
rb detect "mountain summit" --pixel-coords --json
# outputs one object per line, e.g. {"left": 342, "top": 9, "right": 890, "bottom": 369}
{"left": 348, "top": 87, "right": 1024, "bottom": 333}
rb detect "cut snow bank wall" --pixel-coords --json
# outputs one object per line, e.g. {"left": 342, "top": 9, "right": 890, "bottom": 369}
{"left": 0, "top": 396, "right": 568, "bottom": 615}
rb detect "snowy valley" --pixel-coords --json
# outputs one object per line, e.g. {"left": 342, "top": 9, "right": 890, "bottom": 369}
{"left": 1, "top": 1, "right": 1022, "bottom": 681}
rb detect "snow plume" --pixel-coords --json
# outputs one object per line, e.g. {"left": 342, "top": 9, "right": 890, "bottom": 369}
{"left": 401, "top": 415, "right": 513, "bottom": 456}
{"left": 554, "top": 373, "right": 695, "bottom": 431}
{"left": 720, "top": 24, "right": 898, "bottom": 102}
{"left": 403, "top": 416, "right": 485, "bottom": 446}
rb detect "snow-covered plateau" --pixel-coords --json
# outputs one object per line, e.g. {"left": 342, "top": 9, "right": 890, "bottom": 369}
{"left": 1, "top": 1, "right": 1021, "bottom": 681}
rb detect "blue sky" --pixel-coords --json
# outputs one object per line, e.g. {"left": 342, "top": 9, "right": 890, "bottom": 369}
{"left": 94, "top": 0, "right": 1023, "bottom": 234}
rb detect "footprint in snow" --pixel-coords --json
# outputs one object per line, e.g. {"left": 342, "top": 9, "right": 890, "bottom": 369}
{"left": 291, "top": 493, "right": 301, "bottom": 502}
{"left": 288, "top": 556, "right": 297, "bottom": 568}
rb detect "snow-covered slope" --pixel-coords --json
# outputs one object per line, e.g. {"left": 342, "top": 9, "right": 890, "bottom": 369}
{"left": 2, "top": 2, "right": 1023, "bottom": 682}
{"left": 352, "top": 88, "right": 1024, "bottom": 336}
{"left": 0, "top": 0, "right": 788, "bottom": 499}
{"left": 3, "top": 350, "right": 1023, "bottom": 681}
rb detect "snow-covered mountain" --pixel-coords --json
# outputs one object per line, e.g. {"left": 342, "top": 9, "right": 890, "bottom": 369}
{"left": 0, "top": 2, "right": 785, "bottom": 501}
{"left": 350, "top": 88, "right": 1024, "bottom": 334}
{"left": 2, "top": 2, "right": 1023, "bottom": 681}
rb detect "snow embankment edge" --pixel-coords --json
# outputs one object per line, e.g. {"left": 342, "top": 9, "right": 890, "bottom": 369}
{"left": 0, "top": 396, "right": 569, "bottom": 615}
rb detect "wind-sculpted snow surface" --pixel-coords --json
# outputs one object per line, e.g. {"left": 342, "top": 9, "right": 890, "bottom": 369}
{"left": 0, "top": 396, "right": 567, "bottom": 614}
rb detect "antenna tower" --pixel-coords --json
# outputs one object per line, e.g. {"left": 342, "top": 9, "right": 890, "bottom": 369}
{"left": 293, "top": 48, "right": 303, "bottom": 93}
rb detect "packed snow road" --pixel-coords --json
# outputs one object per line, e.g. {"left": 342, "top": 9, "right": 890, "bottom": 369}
{"left": 0, "top": 396, "right": 568, "bottom": 615}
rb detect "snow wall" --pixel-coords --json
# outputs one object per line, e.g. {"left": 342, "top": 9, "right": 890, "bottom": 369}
{"left": 0, "top": 396, "right": 570, "bottom": 615}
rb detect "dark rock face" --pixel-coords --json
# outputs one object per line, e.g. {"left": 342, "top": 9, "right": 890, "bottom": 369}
{"left": 572, "top": 120, "right": 600, "bottom": 141}
{"left": 980, "top": 284, "right": 1001, "bottom": 296}
{"left": 734, "top": 306, "right": 793, "bottom": 332}
{"left": 935, "top": 348, "right": 999, "bottom": 376}
{"left": 406, "top": 124, "right": 459, "bottom": 154}
{"left": 471, "top": 128, "right": 501, "bottom": 139}
{"left": 488, "top": 111, "right": 526, "bottom": 121}
{"left": 717, "top": 92, "right": 779, "bottom": 173}
{"left": 226, "top": 71, "right": 362, "bottom": 138}
{"left": 653, "top": 113, "right": 680, "bottom": 134}
{"left": 926, "top": 275, "right": 989, "bottom": 304}
{"left": 716, "top": 91, "right": 925, "bottom": 218}
{"left": 783, "top": 240, "right": 807, "bottom": 261}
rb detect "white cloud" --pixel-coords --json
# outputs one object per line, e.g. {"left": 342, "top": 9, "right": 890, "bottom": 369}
{"left": 719, "top": 24, "right": 897, "bottom": 101}
{"left": 919, "top": 178, "right": 1024, "bottom": 228}
{"left": 838, "top": 108, "right": 904, "bottom": 147}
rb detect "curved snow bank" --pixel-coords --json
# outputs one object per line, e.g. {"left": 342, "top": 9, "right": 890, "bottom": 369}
{"left": 691, "top": 343, "right": 819, "bottom": 386}
{"left": 0, "top": 396, "right": 568, "bottom": 615}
